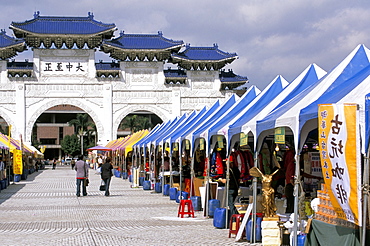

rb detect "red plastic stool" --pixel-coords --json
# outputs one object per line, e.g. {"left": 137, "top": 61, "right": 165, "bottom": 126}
{"left": 229, "top": 214, "right": 245, "bottom": 238}
{"left": 177, "top": 199, "right": 195, "bottom": 218}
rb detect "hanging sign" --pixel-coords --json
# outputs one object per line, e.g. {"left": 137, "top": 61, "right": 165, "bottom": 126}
{"left": 13, "top": 149, "right": 23, "bottom": 175}
{"left": 318, "top": 103, "right": 361, "bottom": 225}
{"left": 240, "top": 132, "right": 248, "bottom": 146}
{"left": 217, "top": 136, "right": 224, "bottom": 149}
{"left": 173, "top": 142, "right": 178, "bottom": 151}
{"left": 185, "top": 140, "right": 190, "bottom": 150}
{"left": 199, "top": 138, "right": 205, "bottom": 150}
{"left": 274, "top": 127, "right": 285, "bottom": 144}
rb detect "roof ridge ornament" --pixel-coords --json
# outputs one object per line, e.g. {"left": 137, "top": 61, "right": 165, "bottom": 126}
{"left": 88, "top": 12, "right": 94, "bottom": 19}
{"left": 213, "top": 43, "right": 218, "bottom": 48}
{"left": 0, "top": 29, "right": 5, "bottom": 35}
{"left": 34, "top": 11, "right": 40, "bottom": 19}
{"left": 158, "top": 31, "right": 163, "bottom": 36}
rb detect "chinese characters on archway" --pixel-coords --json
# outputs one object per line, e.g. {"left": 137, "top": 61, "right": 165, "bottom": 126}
{"left": 41, "top": 61, "right": 87, "bottom": 75}
{"left": 318, "top": 104, "right": 361, "bottom": 226}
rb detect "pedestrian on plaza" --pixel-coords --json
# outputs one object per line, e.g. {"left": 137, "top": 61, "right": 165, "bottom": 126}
{"left": 218, "top": 160, "right": 240, "bottom": 216}
{"left": 75, "top": 155, "right": 89, "bottom": 197}
{"left": 71, "top": 159, "right": 76, "bottom": 170}
{"left": 52, "top": 158, "right": 56, "bottom": 170}
{"left": 100, "top": 157, "right": 113, "bottom": 196}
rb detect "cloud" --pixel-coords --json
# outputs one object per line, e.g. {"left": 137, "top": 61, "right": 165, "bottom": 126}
{"left": 2, "top": 0, "right": 370, "bottom": 90}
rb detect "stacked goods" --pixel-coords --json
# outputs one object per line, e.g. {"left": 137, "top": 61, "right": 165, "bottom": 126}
{"left": 315, "top": 183, "right": 355, "bottom": 228}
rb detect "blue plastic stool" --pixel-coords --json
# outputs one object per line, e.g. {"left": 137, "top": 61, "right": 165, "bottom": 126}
{"left": 169, "top": 187, "right": 178, "bottom": 200}
{"left": 208, "top": 199, "right": 220, "bottom": 217}
{"left": 163, "top": 184, "right": 170, "bottom": 196}
{"left": 176, "top": 191, "right": 188, "bottom": 203}
{"left": 155, "top": 183, "right": 162, "bottom": 193}
{"left": 143, "top": 180, "right": 151, "bottom": 190}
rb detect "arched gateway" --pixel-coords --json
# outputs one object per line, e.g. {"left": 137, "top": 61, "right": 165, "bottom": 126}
{"left": 0, "top": 12, "right": 247, "bottom": 147}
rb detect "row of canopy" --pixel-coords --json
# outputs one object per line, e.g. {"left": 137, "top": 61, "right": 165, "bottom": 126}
{"left": 0, "top": 132, "right": 43, "bottom": 157}
{"left": 134, "top": 44, "right": 370, "bottom": 159}
{"left": 129, "top": 44, "right": 370, "bottom": 244}
{"left": 101, "top": 130, "right": 149, "bottom": 156}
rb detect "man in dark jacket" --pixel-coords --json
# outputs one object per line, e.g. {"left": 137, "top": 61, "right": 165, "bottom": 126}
{"left": 75, "top": 155, "right": 88, "bottom": 197}
{"left": 101, "top": 157, "right": 113, "bottom": 196}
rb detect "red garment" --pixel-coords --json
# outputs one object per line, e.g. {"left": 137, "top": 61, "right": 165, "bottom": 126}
{"left": 215, "top": 152, "right": 224, "bottom": 176}
{"left": 242, "top": 150, "right": 254, "bottom": 181}
{"left": 284, "top": 150, "right": 295, "bottom": 185}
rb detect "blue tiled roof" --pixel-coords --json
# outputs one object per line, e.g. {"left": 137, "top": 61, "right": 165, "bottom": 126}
{"left": 220, "top": 69, "right": 248, "bottom": 83}
{"left": 172, "top": 44, "right": 237, "bottom": 61}
{"left": 0, "top": 30, "right": 25, "bottom": 48}
{"left": 164, "top": 68, "right": 187, "bottom": 78}
{"left": 103, "top": 31, "right": 183, "bottom": 50}
{"left": 95, "top": 62, "right": 120, "bottom": 70}
{"left": 10, "top": 12, "right": 116, "bottom": 36}
{"left": 7, "top": 60, "right": 33, "bottom": 70}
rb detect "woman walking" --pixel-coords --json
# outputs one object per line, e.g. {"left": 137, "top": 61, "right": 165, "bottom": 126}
{"left": 101, "top": 157, "right": 113, "bottom": 196}
{"left": 75, "top": 155, "right": 89, "bottom": 197}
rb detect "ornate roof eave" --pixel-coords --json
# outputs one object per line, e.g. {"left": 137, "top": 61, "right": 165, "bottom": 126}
{"left": 101, "top": 43, "right": 183, "bottom": 53}
{"left": 101, "top": 44, "right": 178, "bottom": 61}
{"left": 172, "top": 56, "right": 238, "bottom": 70}
{"left": 171, "top": 55, "right": 238, "bottom": 64}
{"left": 11, "top": 26, "right": 116, "bottom": 38}
{"left": 0, "top": 42, "right": 27, "bottom": 60}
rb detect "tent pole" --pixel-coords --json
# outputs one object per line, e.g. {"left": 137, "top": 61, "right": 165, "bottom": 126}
{"left": 361, "top": 149, "right": 369, "bottom": 246}
{"left": 179, "top": 142, "right": 183, "bottom": 194}
{"left": 190, "top": 145, "right": 195, "bottom": 197}
{"left": 292, "top": 153, "right": 301, "bottom": 246}
{"left": 251, "top": 151, "right": 259, "bottom": 243}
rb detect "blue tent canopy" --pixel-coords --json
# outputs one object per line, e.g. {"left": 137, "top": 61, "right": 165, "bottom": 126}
{"left": 226, "top": 75, "right": 289, "bottom": 140}
{"left": 163, "top": 106, "right": 208, "bottom": 145}
{"left": 299, "top": 45, "right": 370, "bottom": 131}
{"left": 256, "top": 63, "right": 327, "bottom": 137}
{"left": 191, "top": 85, "right": 260, "bottom": 145}
{"left": 168, "top": 98, "right": 224, "bottom": 145}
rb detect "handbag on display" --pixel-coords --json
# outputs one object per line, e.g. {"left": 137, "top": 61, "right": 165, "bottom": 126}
{"left": 100, "top": 180, "right": 106, "bottom": 191}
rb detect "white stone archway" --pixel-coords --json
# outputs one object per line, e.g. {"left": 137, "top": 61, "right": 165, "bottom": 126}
{"left": 112, "top": 104, "right": 170, "bottom": 138}
{"left": 25, "top": 98, "right": 104, "bottom": 144}
{"left": 0, "top": 108, "right": 16, "bottom": 136}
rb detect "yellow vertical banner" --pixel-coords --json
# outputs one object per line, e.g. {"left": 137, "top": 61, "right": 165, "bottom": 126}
{"left": 13, "top": 149, "right": 23, "bottom": 175}
{"left": 240, "top": 132, "right": 248, "bottom": 146}
{"left": 274, "top": 127, "right": 285, "bottom": 144}
{"left": 318, "top": 103, "right": 361, "bottom": 225}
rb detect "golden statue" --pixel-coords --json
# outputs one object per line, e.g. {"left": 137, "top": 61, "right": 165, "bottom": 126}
{"left": 250, "top": 167, "right": 280, "bottom": 218}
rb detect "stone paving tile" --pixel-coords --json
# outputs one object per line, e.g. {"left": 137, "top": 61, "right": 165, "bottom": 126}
{"left": 0, "top": 166, "right": 262, "bottom": 246}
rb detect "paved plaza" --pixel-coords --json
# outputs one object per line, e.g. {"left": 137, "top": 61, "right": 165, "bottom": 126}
{"left": 0, "top": 165, "right": 261, "bottom": 246}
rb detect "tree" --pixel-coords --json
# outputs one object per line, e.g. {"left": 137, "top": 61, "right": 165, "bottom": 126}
{"left": 60, "top": 135, "right": 80, "bottom": 157}
{"left": 68, "top": 114, "right": 95, "bottom": 154}
{"left": 119, "top": 115, "right": 153, "bottom": 133}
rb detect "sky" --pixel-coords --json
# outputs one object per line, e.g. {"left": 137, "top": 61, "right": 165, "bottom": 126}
{"left": 2, "top": 0, "right": 370, "bottom": 90}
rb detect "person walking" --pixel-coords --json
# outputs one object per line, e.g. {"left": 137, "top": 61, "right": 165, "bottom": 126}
{"left": 75, "top": 155, "right": 89, "bottom": 197}
{"left": 52, "top": 158, "right": 56, "bottom": 170}
{"left": 101, "top": 157, "right": 113, "bottom": 196}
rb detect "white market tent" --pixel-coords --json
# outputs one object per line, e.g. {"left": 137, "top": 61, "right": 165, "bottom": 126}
{"left": 255, "top": 44, "right": 370, "bottom": 245}
{"left": 228, "top": 63, "right": 326, "bottom": 152}
{"left": 257, "top": 44, "right": 370, "bottom": 154}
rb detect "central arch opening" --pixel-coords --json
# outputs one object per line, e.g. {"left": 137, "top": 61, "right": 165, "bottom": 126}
{"left": 32, "top": 104, "right": 96, "bottom": 161}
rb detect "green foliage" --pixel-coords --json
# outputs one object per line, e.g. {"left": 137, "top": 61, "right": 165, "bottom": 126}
{"left": 60, "top": 134, "right": 80, "bottom": 156}
{"left": 119, "top": 115, "right": 153, "bottom": 133}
